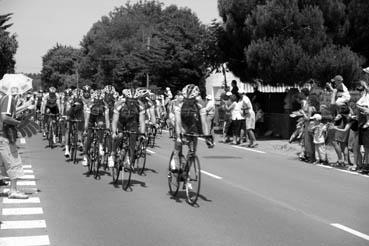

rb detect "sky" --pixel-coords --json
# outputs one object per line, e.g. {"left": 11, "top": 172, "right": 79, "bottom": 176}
{"left": 1, "top": 0, "right": 219, "bottom": 74}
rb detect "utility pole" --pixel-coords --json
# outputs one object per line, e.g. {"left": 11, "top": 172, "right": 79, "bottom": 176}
{"left": 146, "top": 36, "right": 150, "bottom": 88}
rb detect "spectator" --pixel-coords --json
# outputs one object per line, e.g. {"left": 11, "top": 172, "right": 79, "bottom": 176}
{"left": 0, "top": 88, "right": 28, "bottom": 199}
{"left": 310, "top": 114, "right": 328, "bottom": 165}
{"left": 332, "top": 105, "right": 352, "bottom": 167}
{"left": 240, "top": 90, "right": 258, "bottom": 148}
{"left": 205, "top": 95, "right": 215, "bottom": 135}
{"left": 221, "top": 91, "right": 233, "bottom": 143}
{"left": 327, "top": 75, "right": 350, "bottom": 107}
{"left": 231, "top": 80, "right": 239, "bottom": 97}
{"left": 254, "top": 102, "right": 264, "bottom": 137}
{"left": 224, "top": 94, "right": 244, "bottom": 144}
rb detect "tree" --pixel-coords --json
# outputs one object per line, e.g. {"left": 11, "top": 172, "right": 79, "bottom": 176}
{"left": 41, "top": 44, "right": 81, "bottom": 89}
{"left": 79, "top": 1, "right": 207, "bottom": 93}
{"left": 215, "top": 0, "right": 365, "bottom": 86}
{"left": 0, "top": 13, "right": 18, "bottom": 78}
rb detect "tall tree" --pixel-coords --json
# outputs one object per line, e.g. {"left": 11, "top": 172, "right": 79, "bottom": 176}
{"left": 0, "top": 13, "right": 18, "bottom": 78}
{"left": 80, "top": 1, "right": 207, "bottom": 92}
{"left": 41, "top": 44, "right": 81, "bottom": 89}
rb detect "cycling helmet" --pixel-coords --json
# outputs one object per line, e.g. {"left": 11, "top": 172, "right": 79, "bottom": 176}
{"left": 122, "top": 89, "right": 134, "bottom": 98}
{"left": 103, "top": 85, "right": 115, "bottom": 94}
{"left": 134, "top": 88, "right": 150, "bottom": 99}
{"left": 49, "top": 87, "right": 56, "bottom": 93}
{"left": 182, "top": 84, "right": 200, "bottom": 99}
{"left": 64, "top": 88, "right": 72, "bottom": 97}
{"left": 73, "top": 88, "right": 83, "bottom": 98}
{"left": 113, "top": 91, "right": 119, "bottom": 99}
{"left": 91, "top": 89, "right": 104, "bottom": 101}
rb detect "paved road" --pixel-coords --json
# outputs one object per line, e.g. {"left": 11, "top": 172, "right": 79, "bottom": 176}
{"left": 1, "top": 132, "right": 369, "bottom": 246}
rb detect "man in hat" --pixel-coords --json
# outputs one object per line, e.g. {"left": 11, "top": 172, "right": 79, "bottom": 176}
{"left": 327, "top": 75, "right": 350, "bottom": 106}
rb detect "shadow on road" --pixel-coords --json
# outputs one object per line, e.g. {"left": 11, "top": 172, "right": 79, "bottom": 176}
{"left": 168, "top": 191, "right": 212, "bottom": 207}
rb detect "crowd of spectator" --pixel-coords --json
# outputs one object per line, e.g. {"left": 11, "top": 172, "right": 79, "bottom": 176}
{"left": 289, "top": 69, "right": 369, "bottom": 174}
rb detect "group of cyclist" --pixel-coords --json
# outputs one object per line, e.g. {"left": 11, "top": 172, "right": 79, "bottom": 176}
{"left": 32, "top": 82, "right": 214, "bottom": 183}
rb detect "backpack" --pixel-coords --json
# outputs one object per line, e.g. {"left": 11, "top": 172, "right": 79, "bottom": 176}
{"left": 119, "top": 98, "right": 139, "bottom": 122}
{"left": 181, "top": 98, "right": 202, "bottom": 134}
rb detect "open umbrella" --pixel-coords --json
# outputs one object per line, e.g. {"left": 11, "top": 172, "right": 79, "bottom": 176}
{"left": 0, "top": 74, "right": 33, "bottom": 95}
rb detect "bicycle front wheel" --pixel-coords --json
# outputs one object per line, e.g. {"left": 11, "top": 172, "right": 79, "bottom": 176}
{"left": 136, "top": 140, "right": 147, "bottom": 175}
{"left": 111, "top": 149, "right": 121, "bottom": 183}
{"left": 168, "top": 151, "right": 180, "bottom": 196}
{"left": 185, "top": 156, "right": 201, "bottom": 205}
{"left": 122, "top": 148, "right": 132, "bottom": 190}
{"left": 48, "top": 124, "right": 54, "bottom": 148}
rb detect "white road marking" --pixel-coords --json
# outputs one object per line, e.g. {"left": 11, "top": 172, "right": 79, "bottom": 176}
{"left": 17, "top": 181, "right": 36, "bottom": 186}
{"left": 233, "top": 145, "right": 266, "bottom": 154}
{"left": 331, "top": 223, "right": 369, "bottom": 241}
{"left": 22, "top": 165, "right": 32, "bottom": 169}
{"left": 147, "top": 149, "right": 155, "bottom": 154}
{"left": 1, "top": 220, "right": 46, "bottom": 229}
{"left": 3, "top": 197, "right": 40, "bottom": 204}
{"left": 20, "top": 174, "right": 35, "bottom": 179}
{"left": 24, "top": 170, "right": 34, "bottom": 174}
{"left": 2, "top": 207, "right": 43, "bottom": 216}
{"left": 2, "top": 188, "right": 38, "bottom": 194}
{"left": 336, "top": 169, "right": 358, "bottom": 175}
{"left": 201, "top": 170, "right": 223, "bottom": 180}
{"left": 0, "top": 235, "right": 50, "bottom": 246}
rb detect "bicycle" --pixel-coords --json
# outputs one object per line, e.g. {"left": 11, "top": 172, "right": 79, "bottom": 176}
{"left": 87, "top": 124, "right": 108, "bottom": 179}
{"left": 44, "top": 113, "right": 59, "bottom": 149}
{"left": 112, "top": 131, "right": 146, "bottom": 190}
{"left": 69, "top": 119, "right": 82, "bottom": 164}
{"left": 168, "top": 133, "right": 208, "bottom": 205}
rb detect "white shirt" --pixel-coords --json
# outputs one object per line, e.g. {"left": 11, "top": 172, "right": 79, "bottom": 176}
{"left": 241, "top": 95, "right": 254, "bottom": 114}
{"left": 231, "top": 101, "right": 245, "bottom": 120}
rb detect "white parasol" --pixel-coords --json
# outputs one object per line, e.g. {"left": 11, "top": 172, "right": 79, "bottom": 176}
{"left": 0, "top": 74, "right": 33, "bottom": 95}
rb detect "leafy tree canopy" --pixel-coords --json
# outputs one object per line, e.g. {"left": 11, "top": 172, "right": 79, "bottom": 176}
{"left": 216, "top": 0, "right": 367, "bottom": 86}
{"left": 0, "top": 13, "right": 17, "bottom": 78}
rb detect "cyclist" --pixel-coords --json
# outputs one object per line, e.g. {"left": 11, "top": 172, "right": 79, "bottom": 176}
{"left": 170, "top": 84, "right": 214, "bottom": 171}
{"left": 64, "top": 88, "right": 84, "bottom": 158}
{"left": 108, "top": 88, "right": 149, "bottom": 167}
{"left": 41, "top": 87, "right": 61, "bottom": 140}
{"left": 82, "top": 89, "right": 110, "bottom": 166}
{"left": 103, "top": 85, "right": 118, "bottom": 123}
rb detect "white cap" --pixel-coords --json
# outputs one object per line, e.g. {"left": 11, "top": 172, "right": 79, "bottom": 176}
{"left": 206, "top": 95, "right": 212, "bottom": 100}
{"left": 310, "top": 114, "right": 322, "bottom": 121}
{"left": 363, "top": 67, "right": 369, "bottom": 74}
{"left": 226, "top": 91, "right": 232, "bottom": 96}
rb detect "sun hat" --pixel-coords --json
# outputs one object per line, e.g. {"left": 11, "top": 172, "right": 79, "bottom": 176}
{"left": 331, "top": 75, "right": 343, "bottom": 82}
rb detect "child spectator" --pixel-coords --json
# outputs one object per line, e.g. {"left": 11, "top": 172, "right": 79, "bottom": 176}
{"left": 310, "top": 114, "right": 328, "bottom": 165}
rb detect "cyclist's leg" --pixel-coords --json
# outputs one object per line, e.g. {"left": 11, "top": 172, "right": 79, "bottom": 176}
{"left": 64, "top": 120, "right": 71, "bottom": 157}
{"left": 82, "top": 128, "right": 92, "bottom": 166}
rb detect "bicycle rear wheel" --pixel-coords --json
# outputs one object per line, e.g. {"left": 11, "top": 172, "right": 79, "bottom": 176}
{"left": 111, "top": 148, "right": 122, "bottom": 183}
{"left": 136, "top": 140, "right": 146, "bottom": 175}
{"left": 48, "top": 124, "right": 54, "bottom": 148}
{"left": 185, "top": 156, "right": 201, "bottom": 205}
{"left": 122, "top": 148, "right": 132, "bottom": 190}
{"left": 168, "top": 151, "right": 180, "bottom": 196}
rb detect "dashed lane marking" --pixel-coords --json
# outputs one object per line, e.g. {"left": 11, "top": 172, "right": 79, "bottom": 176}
{"left": 147, "top": 149, "right": 155, "bottom": 154}
{"left": 232, "top": 145, "right": 266, "bottom": 154}
{"left": 331, "top": 223, "right": 369, "bottom": 241}
{"left": 17, "top": 181, "right": 36, "bottom": 186}
{"left": 0, "top": 235, "right": 50, "bottom": 246}
{"left": 1, "top": 220, "right": 46, "bottom": 229}
{"left": 3, "top": 197, "right": 40, "bottom": 204}
{"left": 201, "top": 170, "right": 223, "bottom": 180}
{"left": 22, "top": 165, "right": 32, "bottom": 169}
{"left": 23, "top": 170, "right": 34, "bottom": 174}
{"left": 2, "top": 207, "right": 43, "bottom": 216}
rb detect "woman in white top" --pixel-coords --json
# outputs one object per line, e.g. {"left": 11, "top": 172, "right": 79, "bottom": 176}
{"left": 224, "top": 94, "right": 245, "bottom": 144}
